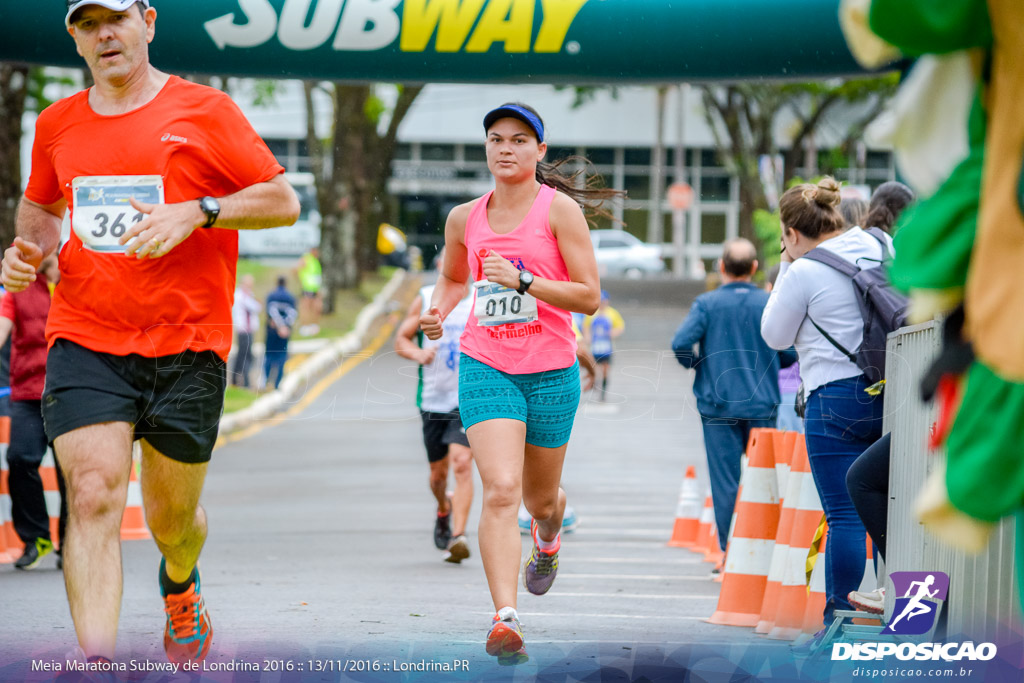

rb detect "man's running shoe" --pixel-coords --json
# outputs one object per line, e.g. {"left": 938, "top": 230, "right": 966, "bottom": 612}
{"left": 15, "top": 537, "right": 54, "bottom": 570}
{"left": 848, "top": 587, "right": 885, "bottom": 615}
{"left": 444, "top": 535, "right": 470, "bottom": 563}
{"left": 486, "top": 607, "right": 527, "bottom": 663}
{"left": 160, "top": 561, "right": 212, "bottom": 664}
{"left": 523, "top": 520, "right": 560, "bottom": 595}
{"left": 434, "top": 496, "right": 452, "bottom": 550}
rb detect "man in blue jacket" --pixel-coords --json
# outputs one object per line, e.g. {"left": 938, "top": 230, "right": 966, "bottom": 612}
{"left": 671, "top": 239, "right": 796, "bottom": 558}
{"left": 263, "top": 277, "right": 298, "bottom": 390}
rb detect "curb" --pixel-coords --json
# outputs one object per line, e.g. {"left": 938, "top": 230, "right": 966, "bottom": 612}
{"left": 218, "top": 268, "right": 419, "bottom": 437}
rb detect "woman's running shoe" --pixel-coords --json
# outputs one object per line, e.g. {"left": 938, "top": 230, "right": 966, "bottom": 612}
{"left": 848, "top": 587, "right": 885, "bottom": 614}
{"left": 523, "top": 519, "right": 560, "bottom": 595}
{"left": 486, "top": 607, "right": 527, "bottom": 664}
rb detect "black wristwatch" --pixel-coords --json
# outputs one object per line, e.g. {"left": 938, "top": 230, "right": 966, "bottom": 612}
{"left": 517, "top": 269, "right": 534, "bottom": 295}
{"left": 198, "top": 196, "right": 220, "bottom": 228}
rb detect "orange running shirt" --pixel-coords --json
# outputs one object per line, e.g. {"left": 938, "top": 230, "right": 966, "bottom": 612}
{"left": 25, "top": 76, "right": 284, "bottom": 360}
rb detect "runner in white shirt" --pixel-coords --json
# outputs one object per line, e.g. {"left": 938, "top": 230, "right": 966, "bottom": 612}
{"left": 395, "top": 277, "right": 475, "bottom": 562}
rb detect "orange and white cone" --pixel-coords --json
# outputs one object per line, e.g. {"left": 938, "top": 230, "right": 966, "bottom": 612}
{"left": 766, "top": 436, "right": 824, "bottom": 640}
{"left": 668, "top": 465, "right": 702, "bottom": 548}
{"left": 0, "top": 415, "right": 20, "bottom": 563}
{"left": 771, "top": 430, "right": 798, "bottom": 504}
{"left": 120, "top": 443, "right": 149, "bottom": 541}
{"left": 697, "top": 494, "right": 724, "bottom": 563}
{"left": 708, "top": 429, "right": 780, "bottom": 627}
{"left": 756, "top": 430, "right": 799, "bottom": 633}
{"left": 39, "top": 449, "right": 62, "bottom": 546}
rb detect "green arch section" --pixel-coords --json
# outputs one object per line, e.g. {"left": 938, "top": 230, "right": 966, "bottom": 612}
{"left": 1, "top": 0, "right": 864, "bottom": 82}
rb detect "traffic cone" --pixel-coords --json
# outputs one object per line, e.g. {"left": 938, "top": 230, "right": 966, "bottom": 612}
{"left": 757, "top": 430, "right": 799, "bottom": 633}
{"left": 668, "top": 465, "right": 702, "bottom": 548}
{"left": 766, "top": 436, "right": 824, "bottom": 640}
{"left": 39, "top": 449, "right": 61, "bottom": 546}
{"left": 0, "top": 416, "right": 20, "bottom": 563}
{"left": 708, "top": 429, "right": 780, "bottom": 627}
{"left": 120, "top": 444, "right": 149, "bottom": 541}
{"left": 697, "top": 494, "right": 724, "bottom": 563}
{"left": 772, "top": 431, "right": 798, "bottom": 506}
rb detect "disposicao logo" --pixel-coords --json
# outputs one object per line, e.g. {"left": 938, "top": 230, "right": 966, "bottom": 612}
{"left": 883, "top": 570, "right": 949, "bottom": 636}
{"left": 831, "top": 571, "right": 998, "bottom": 662}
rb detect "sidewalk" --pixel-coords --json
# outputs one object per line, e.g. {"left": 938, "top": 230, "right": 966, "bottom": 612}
{"left": 218, "top": 269, "right": 420, "bottom": 438}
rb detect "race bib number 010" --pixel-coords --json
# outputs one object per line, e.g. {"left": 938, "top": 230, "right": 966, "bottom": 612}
{"left": 474, "top": 280, "right": 538, "bottom": 327}
{"left": 71, "top": 175, "right": 164, "bottom": 253}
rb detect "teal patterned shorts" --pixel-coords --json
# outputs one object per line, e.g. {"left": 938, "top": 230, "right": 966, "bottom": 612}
{"left": 458, "top": 354, "right": 581, "bottom": 448}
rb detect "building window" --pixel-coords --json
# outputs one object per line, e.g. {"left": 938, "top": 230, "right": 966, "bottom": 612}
{"left": 622, "top": 209, "right": 649, "bottom": 236}
{"left": 547, "top": 146, "right": 577, "bottom": 163}
{"left": 866, "top": 150, "right": 891, "bottom": 170}
{"left": 624, "top": 148, "right": 652, "bottom": 166}
{"left": 394, "top": 143, "right": 413, "bottom": 160}
{"left": 421, "top": 144, "right": 455, "bottom": 162}
{"left": 464, "top": 145, "right": 487, "bottom": 163}
{"left": 699, "top": 175, "right": 731, "bottom": 202}
{"left": 700, "top": 149, "right": 722, "bottom": 168}
{"left": 584, "top": 147, "right": 615, "bottom": 165}
{"left": 623, "top": 174, "right": 651, "bottom": 200}
{"left": 700, "top": 213, "right": 727, "bottom": 244}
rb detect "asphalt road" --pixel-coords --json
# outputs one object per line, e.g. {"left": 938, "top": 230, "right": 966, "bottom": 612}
{"left": 1, "top": 285, "right": 800, "bottom": 681}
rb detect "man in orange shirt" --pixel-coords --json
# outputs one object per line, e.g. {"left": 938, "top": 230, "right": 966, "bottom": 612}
{"left": 0, "top": 0, "right": 299, "bottom": 669}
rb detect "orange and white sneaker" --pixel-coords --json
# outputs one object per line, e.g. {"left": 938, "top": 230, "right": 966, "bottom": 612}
{"left": 486, "top": 607, "right": 528, "bottom": 665}
{"left": 160, "top": 560, "right": 212, "bottom": 664}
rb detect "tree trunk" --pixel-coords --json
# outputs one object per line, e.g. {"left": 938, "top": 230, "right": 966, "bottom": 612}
{"left": 305, "top": 82, "right": 424, "bottom": 310}
{"left": 0, "top": 64, "right": 28, "bottom": 249}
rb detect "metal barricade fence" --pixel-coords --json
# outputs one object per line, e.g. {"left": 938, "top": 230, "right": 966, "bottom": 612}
{"left": 884, "top": 320, "right": 1021, "bottom": 641}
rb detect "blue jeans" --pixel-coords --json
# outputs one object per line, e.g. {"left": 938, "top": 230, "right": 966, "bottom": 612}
{"left": 263, "top": 350, "right": 288, "bottom": 389}
{"left": 804, "top": 375, "right": 884, "bottom": 624}
{"left": 700, "top": 415, "right": 777, "bottom": 551}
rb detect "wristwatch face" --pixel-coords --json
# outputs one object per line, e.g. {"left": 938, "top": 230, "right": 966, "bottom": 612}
{"left": 200, "top": 196, "right": 220, "bottom": 227}
{"left": 520, "top": 271, "right": 534, "bottom": 286}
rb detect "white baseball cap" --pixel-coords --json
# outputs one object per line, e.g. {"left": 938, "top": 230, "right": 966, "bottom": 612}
{"left": 65, "top": 1, "right": 151, "bottom": 28}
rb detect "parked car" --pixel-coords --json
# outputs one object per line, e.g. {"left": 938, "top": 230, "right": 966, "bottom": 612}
{"left": 590, "top": 229, "right": 665, "bottom": 278}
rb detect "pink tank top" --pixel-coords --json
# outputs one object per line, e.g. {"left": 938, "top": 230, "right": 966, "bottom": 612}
{"left": 459, "top": 184, "right": 577, "bottom": 374}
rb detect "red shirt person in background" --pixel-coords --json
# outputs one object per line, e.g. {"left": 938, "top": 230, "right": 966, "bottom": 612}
{"left": 0, "top": 255, "right": 65, "bottom": 570}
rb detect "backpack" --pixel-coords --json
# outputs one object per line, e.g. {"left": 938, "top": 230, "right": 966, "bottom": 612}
{"left": 802, "top": 227, "right": 909, "bottom": 385}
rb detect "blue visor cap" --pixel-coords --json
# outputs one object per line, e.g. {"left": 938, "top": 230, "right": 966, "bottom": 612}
{"left": 483, "top": 105, "right": 545, "bottom": 142}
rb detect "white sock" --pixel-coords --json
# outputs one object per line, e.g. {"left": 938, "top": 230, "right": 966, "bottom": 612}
{"left": 537, "top": 532, "right": 560, "bottom": 553}
{"left": 496, "top": 606, "right": 519, "bottom": 622}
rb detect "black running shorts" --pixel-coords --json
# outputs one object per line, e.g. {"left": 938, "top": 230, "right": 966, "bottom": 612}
{"left": 420, "top": 409, "right": 470, "bottom": 463}
{"left": 42, "top": 339, "right": 227, "bottom": 464}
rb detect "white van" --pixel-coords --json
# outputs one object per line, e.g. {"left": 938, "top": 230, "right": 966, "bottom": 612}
{"left": 237, "top": 172, "right": 320, "bottom": 258}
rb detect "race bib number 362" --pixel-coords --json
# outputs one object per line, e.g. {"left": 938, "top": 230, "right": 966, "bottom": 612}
{"left": 71, "top": 175, "right": 164, "bottom": 253}
{"left": 474, "top": 279, "right": 538, "bottom": 327}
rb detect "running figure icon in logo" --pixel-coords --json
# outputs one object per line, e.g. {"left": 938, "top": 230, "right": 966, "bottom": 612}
{"left": 882, "top": 571, "right": 950, "bottom": 635}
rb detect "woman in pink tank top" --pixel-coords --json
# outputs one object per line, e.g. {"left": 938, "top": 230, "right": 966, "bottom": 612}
{"left": 420, "top": 103, "right": 621, "bottom": 663}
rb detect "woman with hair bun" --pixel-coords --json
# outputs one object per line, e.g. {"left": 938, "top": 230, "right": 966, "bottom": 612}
{"left": 760, "top": 176, "right": 892, "bottom": 640}
{"left": 420, "top": 102, "right": 620, "bottom": 663}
